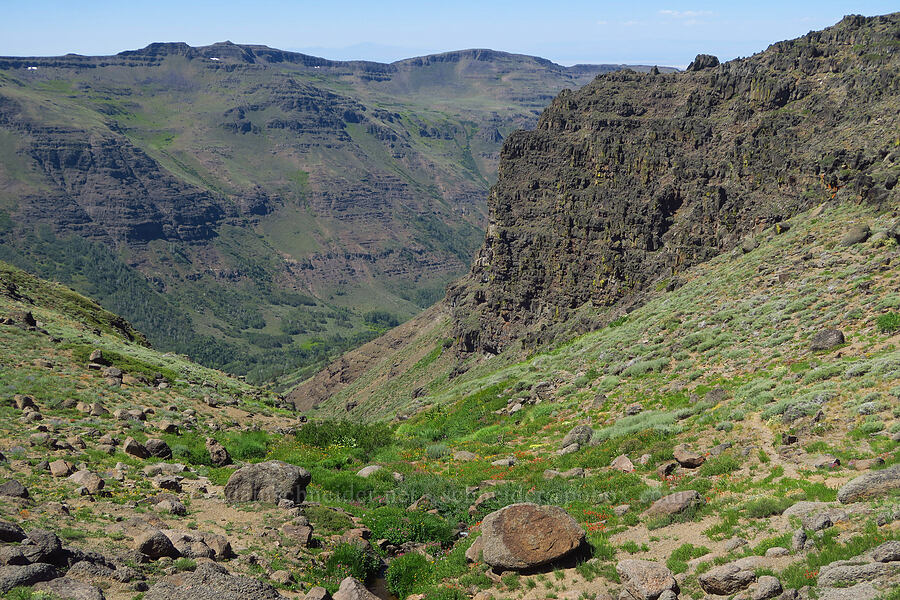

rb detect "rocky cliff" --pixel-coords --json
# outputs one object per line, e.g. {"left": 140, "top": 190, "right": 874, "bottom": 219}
{"left": 448, "top": 13, "right": 900, "bottom": 355}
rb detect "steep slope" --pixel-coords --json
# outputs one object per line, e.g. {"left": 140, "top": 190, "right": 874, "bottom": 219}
{"left": 447, "top": 12, "right": 900, "bottom": 355}
{"left": 0, "top": 44, "right": 658, "bottom": 384}
{"left": 292, "top": 13, "right": 900, "bottom": 417}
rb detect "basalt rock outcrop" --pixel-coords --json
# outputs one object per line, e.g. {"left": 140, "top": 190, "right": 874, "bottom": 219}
{"left": 448, "top": 13, "right": 900, "bottom": 355}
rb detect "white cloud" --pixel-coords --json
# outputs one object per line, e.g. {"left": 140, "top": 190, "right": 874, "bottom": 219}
{"left": 659, "top": 9, "right": 714, "bottom": 18}
{"left": 596, "top": 20, "right": 608, "bottom": 25}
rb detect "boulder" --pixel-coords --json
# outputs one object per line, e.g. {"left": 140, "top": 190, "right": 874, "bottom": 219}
{"left": 144, "top": 561, "right": 284, "bottom": 600}
{"left": 610, "top": 455, "right": 635, "bottom": 473}
{"left": 752, "top": 575, "right": 782, "bottom": 600}
{"left": 0, "top": 520, "right": 25, "bottom": 542}
{"left": 356, "top": 465, "right": 382, "bottom": 478}
{"left": 333, "top": 577, "right": 379, "bottom": 600}
{"left": 305, "top": 587, "right": 332, "bottom": 600}
{"left": 872, "top": 540, "right": 900, "bottom": 562}
{"left": 68, "top": 470, "right": 105, "bottom": 494}
{"left": 561, "top": 425, "right": 593, "bottom": 448}
{"left": 49, "top": 459, "right": 75, "bottom": 477}
{"left": 123, "top": 437, "right": 149, "bottom": 459}
{"left": 810, "top": 329, "right": 845, "bottom": 351}
{"left": 0, "top": 563, "right": 61, "bottom": 593}
{"left": 145, "top": 439, "right": 172, "bottom": 459}
{"left": 699, "top": 563, "right": 756, "bottom": 595}
{"left": 817, "top": 560, "right": 897, "bottom": 587}
{"left": 282, "top": 521, "right": 313, "bottom": 547}
{"left": 839, "top": 224, "right": 870, "bottom": 246}
{"left": 644, "top": 490, "right": 704, "bottom": 517}
{"left": 465, "top": 536, "right": 484, "bottom": 563}
{"left": 135, "top": 529, "right": 180, "bottom": 559}
{"left": 453, "top": 451, "right": 477, "bottom": 462}
{"left": 480, "top": 503, "right": 585, "bottom": 570}
{"left": 21, "top": 529, "right": 63, "bottom": 564}
{"left": 224, "top": 460, "right": 310, "bottom": 504}
{"left": 656, "top": 461, "right": 678, "bottom": 480}
{"left": 206, "top": 438, "right": 231, "bottom": 467}
{"left": 34, "top": 576, "right": 106, "bottom": 600}
{"left": 673, "top": 444, "right": 705, "bottom": 468}
{"left": 817, "top": 583, "right": 880, "bottom": 600}
{"left": 837, "top": 465, "right": 900, "bottom": 503}
{"left": 616, "top": 559, "right": 677, "bottom": 600}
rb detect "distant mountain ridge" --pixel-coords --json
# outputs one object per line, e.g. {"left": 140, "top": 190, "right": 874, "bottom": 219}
{"left": 1, "top": 41, "right": 677, "bottom": 75}
{"left": 0, "top": 41, "right": 666, "bottom": 384}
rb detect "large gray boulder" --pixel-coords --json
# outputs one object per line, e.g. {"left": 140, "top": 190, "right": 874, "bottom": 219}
{"left": 35, "top": 577, "right": 106, "bottom": 600}
{"left": 616, "top": 559, "right": 677, "bottom": 600}
{"left": 817, "top": 560, "right": 899, "bottom": 587}
{"left": 224, "top": 460, "right": 310, "bottom": 504}
{"left": 0, "top": 519, "right": 25, "bottom": 542}
{"left": 837, "top": 465, "right": 900, "bottom": 503}
{"left": 644, "top": 490, "right": 704, "bottom": 517}
{"left": 751, "top": 575, "right": 782, "bottom": 600}
{"left": 333, "top": 577, "right": 379, "bottom": 600}
{"left": 699, "top": 563, "right": 756, "bottom": 595}
{"left": 135, "top": 529, "right": 180, "bottom": 559}
{"left": 145, "top": 562, "right": 284, "bottom": 600}
{"left": 481, "top": 503, "right": 585, "bottom": 570}
{"left": 561, "top": 425, "right": 593, "bottom": 449}
{"left": 206, "top": 438, "right": 231, "bottom": 467}
{"left": 872, "top": 540, "right": 900, "bottom": 562}
{"left": 810, "top": 329, "right": 845, "bottom": 351}
{"left": 0, "top": 563, "right": 61, "bottom": 593}
{"left": 0, "top": 479, "right": 29, "bottom": 498}
{"left": 673, "top": 444, "right": 705, "bottom": 468}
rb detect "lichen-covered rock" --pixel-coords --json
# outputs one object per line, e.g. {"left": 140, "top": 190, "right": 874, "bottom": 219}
{"left": 135, "top": 529, "right": 180, "bottom": 559}
{"left": 34, "top": 576, "right": 106, "bottom": 600}
{"left": 144, "top": 562, "right": 284, "bottom": 600}
{"left": 810, "top": 329, "right": 845, "bottom": 351}
{"left": 644, "top": 490, "right": 704, "bottom": 517}
{"left": 224, "top": 460, "right": 310, "bottom": 504}
{"left": 0, "top": 563, "right": 61, "bottom": 593}
{"left": 673, "top": 445, "right": 705, "bottom": 468}
{"left": 333, "top": 577, "right": 379, "bottom": 600}
{"left": 699, "top": 563, "right": 756, "bottom": 595}
{"left": 616, "top": 559, "right": 677, "bottom": 600}
{"left": 480, "top": 503, "right": 585, "bottom": 570}
{"left": 837, "top": 465, "right": 900, "bottom": 503}
{"left": 0, "top": 479, "right": 29, "bottom": 498}
{"left": 560, "top": 425, "right": 593, "bottom": 449}
{"left": 206, "top": 438, "right": 231, "bottom": 467}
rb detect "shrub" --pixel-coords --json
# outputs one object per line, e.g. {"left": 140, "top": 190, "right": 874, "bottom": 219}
{"left": 295, "top": 420, "right": 394, "bottom": 460}
{"left": 667, "top": 543, "right": 710, "bottom": 574}
{"left": 174, "top": 557, "right": 197, "bottom": 571}
{"left": 876, "top": 312, "right": 900, "bottom": 333}
{"left": 423, "top": 587, "right": 466, "bottom": 600}
{"left": 426, "top": 443, "right": 449, "bottom": 459}
{"left": 324, "top": 542, "right": 380, "bottom": 583}
{"left": 364, "top": 507, "right": 453, "bottom": 546}
{"left": 386, "top": 552, "right": 434, "bottom": 598}
{"left": 742, "top": 496, "right": 794, "bottom": 519}
{"left": 699, "top": 455, "right": 741, "bottom": 476}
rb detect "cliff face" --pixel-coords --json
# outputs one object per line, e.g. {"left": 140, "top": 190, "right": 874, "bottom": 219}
{"left": 448, "top": 13, "right": 900, "bottom": 355}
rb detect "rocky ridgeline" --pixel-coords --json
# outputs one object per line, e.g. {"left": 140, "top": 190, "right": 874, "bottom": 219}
{"left": 448, "top": 13, "right": 900, "bottom": 355}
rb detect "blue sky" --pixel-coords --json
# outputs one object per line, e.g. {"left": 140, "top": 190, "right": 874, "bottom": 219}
{"left": 1, "top": 1, "right": 897, "bottom": 67}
